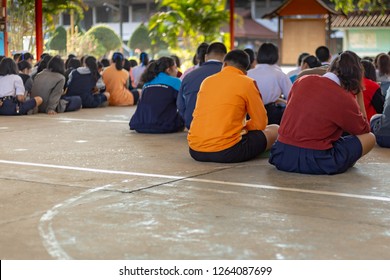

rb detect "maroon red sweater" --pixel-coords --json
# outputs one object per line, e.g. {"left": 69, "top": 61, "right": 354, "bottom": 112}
{"left": 278, "top": 75, "right": 370, "bottom": 150}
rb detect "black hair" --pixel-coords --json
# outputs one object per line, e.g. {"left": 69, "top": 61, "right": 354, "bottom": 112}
{"left": 315, "top": 46, "right": 331, "bottom": 63}
{"left": 329, "top": 51, "right": 363, "bottom": 95}
{"left": 129, "top": 59, "right": 138, "bottom": 68}
{"left": 244, "top": 48, "right": 255, "bottom": 69}
{"left": 123, "top": 59, "right": 131, "bottom": 72}
{"left": 257, "top": 43, "right": 279, "bottom": 65}
{"left": 362, "top": 56, "right": 373, "bottom": 63}
{"left": 19, "top": 52, "right": 34, "bottom": 62}
{"left": 100, "top": 58, "right": 110, "bottom": 68}
{"left": 48, "top": 55, "right": 65, "bottom": 76}
{"left": 13, "top": 53, "right": 21, "bottom": 62}
{"left": 224, "top": 49, "right": 250, "bottom": 71}
{"left": 67, "top": 57, "right": 81, "bottom": 70}
{"left": 377, "top": 54, "right": 390, "bottom": 76}
{"left": 0, "top": 55, "right": 5, "bottom": 63}
{"left": 112, "top": 52, "right": 124, "bottom": 70}
{"left": 298, "top": 52, "right": 310, "bottom": 66}
{"left": 37, "top": 55, "right": 53, "bottom": 74}
{"left": 140, "top": 56, "right": 175, "bottom": 84}
{"left": 84, "top": 56, "right": 100, "bottom": 82}
{"left": 196, "top": 42, "right": 209, "bottom": 66}
{"left": 361, "top": 60, "right": 377, "bottom": 82}
{"left": 80, "top": 55, "right": 88, "bottom": 66}
{"left": 40, "top": 53, "right": 49, "bottom": 60}
{"left": 17, "top": 60, "right": 32, "bottom": 72}
{"left": 207, "top": 42, "right": 227, "bottom": 55}
{"left": 65, "top": 54, "right": 77, "bottom": 68}
{"left": 0, "top": 57, "right": 19, "bottom": 76}
{"left": 171, "top": 55, "right": 181, "bottom": 68}
{"left": 191, "top": 54, "right": 198, "bottom": 66}
{"left": 139, "top": 52, "right": 149, "bottom": 66}
{"left": 302, "top": 55, "right": 321, "bottom": 68}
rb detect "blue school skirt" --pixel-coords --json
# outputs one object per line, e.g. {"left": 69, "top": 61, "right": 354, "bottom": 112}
{"left": 269, "top": 136, "right": 362, "bottom": 175}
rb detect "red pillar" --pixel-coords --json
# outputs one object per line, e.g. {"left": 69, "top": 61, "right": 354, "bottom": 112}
{"left": 35, "top": 0, "right": 43, "bottom": 59}
{"left": 1, "top": 0, "right": 7, "bottom": 56}
{"left": 229, "top": 0, "right": 234, "bottom": 50}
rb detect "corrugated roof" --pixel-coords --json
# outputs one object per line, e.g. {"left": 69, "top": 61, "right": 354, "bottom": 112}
{"left": 332, "top": 10, "right": 390, "bottom": 28}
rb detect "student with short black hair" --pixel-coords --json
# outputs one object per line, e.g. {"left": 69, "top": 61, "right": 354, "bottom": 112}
{"left": 269, "top": 51, "right": 375, "bottom": 175}
{"left": 247, "top": 42, "right": 292, "bottom": 125}
{"left": 0, "top": 58, "right": 42, "bottom": 115}
{"left": 315, "top": 45, "right": 332, "bottom": 65}
{"left": 188, "top": 49, "right": 278, "bottom": 163}
{"left": 177, "top": 42, "right": 227, "bottom": 129}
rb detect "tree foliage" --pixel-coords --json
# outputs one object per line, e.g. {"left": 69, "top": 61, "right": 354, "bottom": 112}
{"left": 128, "top": 23, "right": 151, "bottom": 52}
{"left": 7, "top": 0, "right": 87, "bottom": 53}
{"left": 48, "top": 25, "right": 67, "bottom": 52}
{"left": 148, "top": 0, "right": 228, "bottom": 51}
{"left": 83, "top": 24, "right": 122, "bottom": 55}
{"left": 330, "top": 0, "right": 389, "bottom": 13}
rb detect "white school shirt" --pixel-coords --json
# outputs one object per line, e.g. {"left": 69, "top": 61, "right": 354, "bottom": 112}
{"left": 0, "top": 74, "right": 25, "bottom": 98}
{"left": 247, "top": 64, "right": 292, "bottom": 105}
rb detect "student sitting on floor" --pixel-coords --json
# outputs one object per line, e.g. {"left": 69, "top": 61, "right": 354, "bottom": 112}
{"left": 102, "top": 52, "right": 139, "bottom": 106}
{"left": 188, "top": 49, "right": 279, "bottom": 163}
{"left": 370, "top": 86, "right": 390, "bottom": 148}
{"left": 247, "top": 43, "right": 292, "bottom": 125}
{"left": 31, "top": 56, "right": 82, "bottom": 115}
{"left": 0, "top": 58, "right": 42, "bottom": 115}
{"left": 361, "top": 59, "right": 384, "bottom": 121}
{"left": 269, "top": 51, "right": 375, "bottom": 175}
{"left": 129, "top": 56, "right": 184, "bottom": 133}
{"left": 66, "top": 56, "right": 110, "bottom": 108}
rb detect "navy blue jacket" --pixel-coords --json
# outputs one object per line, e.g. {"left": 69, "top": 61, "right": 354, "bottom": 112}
{"left": 66, "top": 69, "right": 104, "bottom": 108}
{"left": 177, "top": 61, "right": 223, "bottom": 129}
{"left": 129, "top": 72, "right": 184, "bottom": 133}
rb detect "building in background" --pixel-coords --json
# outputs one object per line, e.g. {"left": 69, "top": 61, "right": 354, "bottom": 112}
{"left": 58, "top": 0, "right": 389, "bottom": 62}
{"left": 332, "top": 9, "right": 390, "bottom": 58}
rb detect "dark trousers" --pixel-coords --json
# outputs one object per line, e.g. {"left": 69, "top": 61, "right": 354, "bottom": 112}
{"left": 265, "top": 103, "right": 285, "bottom": 125}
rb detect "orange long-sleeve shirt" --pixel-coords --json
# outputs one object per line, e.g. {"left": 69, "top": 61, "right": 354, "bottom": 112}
{"left": 188, "top": 66, "right": 268, "bottom": 152}
{"left": 102, "top": 65, "right": 134, "bottom": 106}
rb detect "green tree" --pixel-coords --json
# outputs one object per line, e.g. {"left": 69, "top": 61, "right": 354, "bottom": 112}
{"left": 128, "top": 23, "right": 151, "bottom": 52}
{"left": 83, "top": 24, "right": 122, "bottom": 55}
{"left": 148, "top": 0, "right": 229, "bottom": 52}
{"left": 330, "top": 0, "right": 388, "bottom": 13}
{"left": 48, "top": 25, "right": 67, "bottom": 53}
{"left": 7, "top": 0, "right": 86, "bottom": 53}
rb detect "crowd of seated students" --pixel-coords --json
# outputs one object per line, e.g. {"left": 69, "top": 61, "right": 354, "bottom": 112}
{"left": 2, "top": 47, "right": 390, "bottom": 175}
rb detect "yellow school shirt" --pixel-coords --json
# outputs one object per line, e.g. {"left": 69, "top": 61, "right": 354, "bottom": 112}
{"left": 188, "top": 66, "right": 268, "bottom": 152}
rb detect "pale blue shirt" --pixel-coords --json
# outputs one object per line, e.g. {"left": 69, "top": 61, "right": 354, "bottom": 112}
{"left": 247, "top": 64, "right": 292, "bottom": 105}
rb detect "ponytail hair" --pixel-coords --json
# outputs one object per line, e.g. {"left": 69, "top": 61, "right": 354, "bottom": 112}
{"left": 85, "top": 56, "right": 100, "bottom": 82}
{"left": 112, "top": 52, "right": 124, "bottom": 70}
{"left": 140, "top": 52, "right": 149, "bottom": 66}
{"left": 329, "top": 51, "right": 363, "bottom": 95}
{"left": 140, "top": 56, "right": 174, "bottom": 84}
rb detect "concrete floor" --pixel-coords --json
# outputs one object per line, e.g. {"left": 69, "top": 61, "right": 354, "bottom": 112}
{"left": 1, "top": 106, "right": 390, "bottom": 260}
